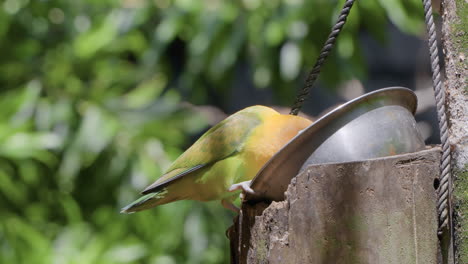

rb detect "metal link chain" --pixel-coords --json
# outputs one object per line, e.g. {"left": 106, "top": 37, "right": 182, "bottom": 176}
{"left": 421, "top": 0, "right": 452, "bottom": 235}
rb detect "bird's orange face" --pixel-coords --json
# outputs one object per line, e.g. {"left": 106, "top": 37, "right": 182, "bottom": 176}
{"left": 241, "top": 114, "right": 312, "bottom": 180}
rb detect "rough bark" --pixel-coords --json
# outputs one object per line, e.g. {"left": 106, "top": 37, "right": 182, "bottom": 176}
{"left": 441, "top": 0, "right": 467, "bottom": 263}
{"left": 229, "top": 148, "right": 441, "bottom": 263}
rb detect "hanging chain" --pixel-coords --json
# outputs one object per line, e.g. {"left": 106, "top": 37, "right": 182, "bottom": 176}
{"left": 421, "top": 0, "right": 452, "bottom": 235}
{"left": 290, "top": 0, "right": 356, "bottom": 115}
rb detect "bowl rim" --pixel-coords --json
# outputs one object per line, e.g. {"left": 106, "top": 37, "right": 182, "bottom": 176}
{"left": 312, "top": 86, "right": 417, "bottom": 123}
{"left": 248, "top": 86, "right": 418, "bottom": 201}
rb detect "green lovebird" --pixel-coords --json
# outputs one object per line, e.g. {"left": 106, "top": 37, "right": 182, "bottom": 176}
{"left": 121, "top": 105, "right": 312, "bottom": 213}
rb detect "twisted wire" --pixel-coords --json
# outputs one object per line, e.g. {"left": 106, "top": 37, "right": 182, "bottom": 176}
{"left": 421, "top": 0, "right": 452, "bottom": 234}
{"left": 290, "top": 0, "right": 356, "bottom": 115}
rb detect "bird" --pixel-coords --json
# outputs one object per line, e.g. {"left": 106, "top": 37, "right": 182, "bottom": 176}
{"left": 121, "top": 105, "right": 312, "bottom": 213}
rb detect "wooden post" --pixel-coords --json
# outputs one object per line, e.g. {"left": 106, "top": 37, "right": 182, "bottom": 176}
{"left": 228, "top": 147, "right": 441, "bottom": 264}
{"left": 440, "top": 0, "right": 467, "bottom": 262}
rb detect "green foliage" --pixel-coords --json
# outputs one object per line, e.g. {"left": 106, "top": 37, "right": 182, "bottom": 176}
{"left": 0, "top": 0, "right": 424, "bottom": 263}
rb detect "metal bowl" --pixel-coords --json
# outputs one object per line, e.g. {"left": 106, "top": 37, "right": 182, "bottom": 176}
{"left": 246, "top": 87, "right": 425, "bottom": 202}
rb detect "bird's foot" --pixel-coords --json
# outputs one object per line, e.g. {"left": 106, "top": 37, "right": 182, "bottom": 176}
{"left": 228, "top": 180, "right": 255, "bottom": 200}
{"left": 221, "top": 199, "right": 240, "bottom": 213}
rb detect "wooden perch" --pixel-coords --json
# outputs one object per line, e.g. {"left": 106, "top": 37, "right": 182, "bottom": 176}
{"left": 228, "top": 147, "right": 441, "bottom": 264}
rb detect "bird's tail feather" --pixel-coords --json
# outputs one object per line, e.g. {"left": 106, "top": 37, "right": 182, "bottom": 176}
{"left": 120, "top": 189, "right": 171, "bottom": 214}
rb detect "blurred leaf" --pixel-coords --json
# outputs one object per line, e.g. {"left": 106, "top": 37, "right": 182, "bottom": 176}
{"left": 0, "top": 169, "right": 27, "bottom": 204}
{"left": 124, "top": 74, "right": 167, "bottom": 108}
{"left": 74, "top": 13, "right": 119, "bottom": 58}
{"left": 378, "top": 0, "right": 423, "bottom": 34}
{"left": 0, "top": 1, "right": 426, "bottom": 263}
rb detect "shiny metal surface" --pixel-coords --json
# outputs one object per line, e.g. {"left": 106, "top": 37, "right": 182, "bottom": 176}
{"left": 247, "top": 87, "right": 425, "bottom": 202}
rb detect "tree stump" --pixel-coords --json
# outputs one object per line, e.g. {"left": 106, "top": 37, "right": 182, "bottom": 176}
{"left": 228, "top": 147, "right": 441, "bottom": 264}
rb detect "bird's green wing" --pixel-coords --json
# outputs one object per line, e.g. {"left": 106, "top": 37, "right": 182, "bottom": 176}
{"left": 141, "top": 111, "right": 264, "bottom": 194}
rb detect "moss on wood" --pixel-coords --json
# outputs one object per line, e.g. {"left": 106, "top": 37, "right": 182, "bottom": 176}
{"left": 454, "top": 165, "right": 468, "bottom": 264}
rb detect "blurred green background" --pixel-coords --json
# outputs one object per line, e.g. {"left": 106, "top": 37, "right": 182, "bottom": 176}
{"left": 0, "top": 0, "right": 428, "bottom": 263}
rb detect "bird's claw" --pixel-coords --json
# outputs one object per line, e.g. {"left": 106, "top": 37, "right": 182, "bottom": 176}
{"left": 229, "top": 181, "right": 255, "bottom": 194}
{"left": 228, "top": 180, "right": 255, "bottom": 201}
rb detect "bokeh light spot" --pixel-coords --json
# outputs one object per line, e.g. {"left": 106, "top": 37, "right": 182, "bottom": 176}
{"left": 280, "top": 42, "right": 301, "bottom": 81}
{"left": 3, "top": 0, "right": 20, "bottom": 14}
{"left": 74, "top": 15, "right": 91, "bottom": 32}
{"left": 49, "top": 8, "right": 65, "bottom": 24}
